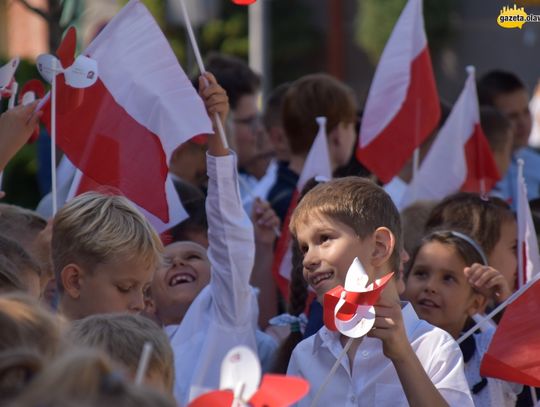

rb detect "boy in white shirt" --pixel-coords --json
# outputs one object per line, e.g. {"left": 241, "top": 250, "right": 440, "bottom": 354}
{"left": 286, "top": 177, "right": 474, "bottom": 406}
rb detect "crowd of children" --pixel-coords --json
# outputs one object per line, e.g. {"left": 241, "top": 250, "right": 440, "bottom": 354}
{"left": 1, "top": 19, "right": 540, "bottom": 406}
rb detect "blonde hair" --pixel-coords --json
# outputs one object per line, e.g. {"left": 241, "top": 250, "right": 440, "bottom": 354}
{"left": 52, "top": 192, "right": 163, "bottom": 293}
{"left": 67, "top": 314, "right": 174, "bottom": 393}
{"left": 290, "top": 177, "right": 402, "bottom": 271}
{"left": 13, "top": 348, "right": 176, "bottom": 407}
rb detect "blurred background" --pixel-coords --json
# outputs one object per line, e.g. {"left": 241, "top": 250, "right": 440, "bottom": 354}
{"left": 1, "top": 0, "right": 540, "bottom": 208}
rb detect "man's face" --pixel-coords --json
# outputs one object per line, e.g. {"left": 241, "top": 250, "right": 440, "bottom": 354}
{"left": 493, "top": 89, "right": 532, "bottom": 150}
{"left": 231, "top": 94, "right": 264, "bottom": 169}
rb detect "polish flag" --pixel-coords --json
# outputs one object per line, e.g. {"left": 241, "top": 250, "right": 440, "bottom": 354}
{"left": 46, "top": 0, "right": 212, "bottom": 231}
{"left": 517, "top": 159, "right": 540, "bottom": 288}
{"left": 480, "top": 276, "right": 540, "bottom": 387}
{"left": 272, "top": 117, "right": 332, "bottom": 298}
{"left": 400, "top": 67, "right": 500, "bottom": 209}
{"left": 357, "top": 0, "right": 440, "bottom": 184}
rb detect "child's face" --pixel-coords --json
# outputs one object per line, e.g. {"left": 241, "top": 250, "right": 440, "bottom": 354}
{"left": 493, "top": 89, "right": 532, "bottom": 150}
{"left": 151, "top": 241, "right": 211, "bottom": 326}
{"left": 403, "top": 241, "right": 483, "bottom": 338}
{"left": 74, "top": 256, "right": 154, "bottom": 318}
{"left": 296, "top": 213, "right": 374, "bottom": 302}
{"left": 488, "top": 220, "right": 518, "bottom": 291}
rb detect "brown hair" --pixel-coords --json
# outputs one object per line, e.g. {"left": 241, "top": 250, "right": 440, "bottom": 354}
{"left": 52, "top": 192, "right": 163, "bottom": 293}
{"left": 0, "top": 293, "right": 64, "bottom": 359}
{"left": 290, "top": 177, "right": 402, "bottom": 273}
{"left": 283, "top": 73, "right": 357, "bottom": 155}
{"left": 66, "top": 314, "right": 174, "bottom": 393}
{"left": 0, "top": 257, "right": 25, "bottom": 294}
{"left": 0, "top": 348, "right": 43, "bottom": 404}
{"left": 13, "top": 348, "right": 176, "bottom": 407}
{"left": 425, "top": 192, "right": 515, "bottom": 256}
{"left": 0, "top": 235, "right": 41, "bottom": 278}
{"left": 0, "top": 204, "right": 46, "bottom": 244}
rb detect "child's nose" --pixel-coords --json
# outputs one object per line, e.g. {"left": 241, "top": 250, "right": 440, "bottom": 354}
{"left": 129, "top": 293, "right": 146, "bottom": 313}
{"left": 302, "top": 248, "right": 320, "bottom": 270}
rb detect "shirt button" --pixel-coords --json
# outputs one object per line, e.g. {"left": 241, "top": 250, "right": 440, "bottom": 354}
{"left": 350, "top": 395, "right": 356, "bottom": 403}
{"left": 362, "top": 350, "right": 369, "bottom": 357}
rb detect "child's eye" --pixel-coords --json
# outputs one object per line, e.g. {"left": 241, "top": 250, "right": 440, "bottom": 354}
{"left": 187, "top": 254, "right": 201, "bottom": 261}
{"left": 443, "top": 274, "right": 456, "bottom": 283}
{"left": 412, "top": 269, "right": 427, "bottom": 278}
{"left": 116, "top": 285, "right": 132, "bottom": 293}
{"left": 319, "top": 234, "right": 331, "bottom": 244}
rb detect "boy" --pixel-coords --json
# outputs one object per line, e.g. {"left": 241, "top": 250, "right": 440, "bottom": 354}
{"left": 287, "top": 177, "right": 473, "bottom": 406}
{"left": 51, "top": 191, "right": 163, "bottom": 320}
{"left": 478, "top": 70, "right": 540, "bottom": 202}
{"left": 149, "top": 72, "right": 279, "bottom": 404}
{"left": 267, "top": 73, "right": 357, "bottom": 222}
{"left": 67, "top": 313, "right": 174, "bottom": 396}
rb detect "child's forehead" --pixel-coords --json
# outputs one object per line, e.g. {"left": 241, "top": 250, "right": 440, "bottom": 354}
{"left": 295, "top": 211, "right": 350, "bottom": 235}
{"left": 164, "top": 241, "right": 208, "bottom": 256}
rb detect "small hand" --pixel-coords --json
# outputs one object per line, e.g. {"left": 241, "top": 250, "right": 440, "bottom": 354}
{"left": 198, "top": 71, "right": 229, "bottom": 131}
{"left": 252, "top": 198, "right": 280, "bottom": 245}
{"left": 464, "top": 263, "right": 512, "bottom": 303}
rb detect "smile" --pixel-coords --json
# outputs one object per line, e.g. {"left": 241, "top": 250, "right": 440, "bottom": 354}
{"left": 311, "top": 271, "right": 334, "bottom": 286}
{"left": 418, "top": 298, "right": 440, "bottom": 308}
{"left": 168, "top": 272, "right": 196, "bottom": 286}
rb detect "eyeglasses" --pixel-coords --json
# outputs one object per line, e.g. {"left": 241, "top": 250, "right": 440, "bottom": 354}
{"left": 233, "top": 114, "right": 263, "bottom": 131}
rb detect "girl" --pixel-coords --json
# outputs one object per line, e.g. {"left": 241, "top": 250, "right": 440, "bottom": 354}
{"left": 403, "top": 230, "right": 521, "bottom": 406}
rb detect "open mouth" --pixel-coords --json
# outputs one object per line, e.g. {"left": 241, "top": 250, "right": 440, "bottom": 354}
{"left": 418, "top": 298, "right": 440, "bottom": 308}
{"left": 311, "top": 271, "right": 334, "bottom": 287}
{"left": 168, "top": 273, "right": 196, "bottom": 287}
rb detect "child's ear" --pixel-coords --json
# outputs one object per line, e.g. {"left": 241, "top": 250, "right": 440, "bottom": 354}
{"left": 371, "top": 227, "right": 395, "bottom": 268}
{"left": 61, "top": 264, "right": 85, "bottom": 299}
{"left": 467, "top": 292, "right": 488, "bottom": 316}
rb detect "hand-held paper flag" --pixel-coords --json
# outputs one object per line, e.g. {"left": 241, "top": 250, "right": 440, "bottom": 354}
{"left": 323, "top": 257, "right": 394, "bottom": 338}
{"left": 357, "top": 0, "right": 440, "bottom": 184}
{"left": 517, "top": 159, "right": 540, "bottom": 288}
{"left": 272, "top": 117, "right": 333, "bottom": 298}
{"left": 189, "top": 346, "right": 309, "bottom": 407}
{"left": 400, "top": 66, "right": 500, "bottom": 209}
{"left": 18, "top": 80, "right": 46, "bottom": 143}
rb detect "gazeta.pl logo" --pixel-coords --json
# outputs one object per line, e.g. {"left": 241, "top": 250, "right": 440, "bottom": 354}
{"left": 498, "top": 4, "right": 540, "bottom": 29}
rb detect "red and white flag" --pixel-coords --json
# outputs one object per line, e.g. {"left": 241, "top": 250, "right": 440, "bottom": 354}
{"left": 357, "top": 0, "right": 440, "bottom": 184}
{"left": 517, "top": 159, "right": 540, "bottom": 288}
{"left": 272, "top": 117, "right": 332, "bottom": 298}
{"left": 46, "top": 0, "right": 212, "bottom": 231}
{"left": 400, "top": 67, "right": 500, "bottom": 209}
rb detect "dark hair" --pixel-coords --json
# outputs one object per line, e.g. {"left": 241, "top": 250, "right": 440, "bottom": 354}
{"left": 480, "top": 106, "right": 512, "bottom": 153}
{"left": 0, "top": 256, "right": 25, "bottom": 293}
{"left": 262, "top": 82, "right": 291, "bottom": 130}
{"left": 0, "top": 349, "right": 43, "bottom": 404}
{"left": 169, "top": 179, "right": 208, "bottom": 243}
{"left": 283, "top": 73, "right": 357, "bottom": 155}
{"left": 407, "top": 230, "right": 486, "bottom": 278}
{"left": 0, "top": 204, "right": 46, "bottom": 244}
{"left": 425, "top": 192, "right": 515, "bottom": 256}
{"left": 477, "top": 70, "right": 527, "bottom": 106}
{"left": 200, "top": 52, "right": 261, "bottom": 110}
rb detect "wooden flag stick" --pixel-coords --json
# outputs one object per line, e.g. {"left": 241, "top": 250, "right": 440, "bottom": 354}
{"left": 51, "top": 60, "right": 58, "bottom": 215}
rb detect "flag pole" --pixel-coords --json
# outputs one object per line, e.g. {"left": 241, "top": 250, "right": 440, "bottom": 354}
{"left": 7, "top": 82, "right": 18, "bottom": 109}
{"left": 178, "top": 0, "right": 229, "bottom": 150}
{"left": 457, "top": 274, "right": 540, "bottom": 344}
{"left": 135, "top": 342, "right": 153, "bottom": 385}
{"left": 51, "top": 60, "right": 58, "bottom": 215}
{"left": 517, "top": 159, "right": 526, "bottom": 288}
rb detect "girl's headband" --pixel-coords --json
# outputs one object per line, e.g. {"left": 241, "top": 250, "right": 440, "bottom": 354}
{"left": 441, "top": 230, "right": 489, "bottom": 266}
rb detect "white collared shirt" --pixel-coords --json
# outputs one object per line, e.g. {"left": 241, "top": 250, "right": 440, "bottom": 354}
{"left": 287, "top": 302, "right": 474, "bottom": 406}
{"left": 166, "top": 153, "right": 258, "bottom": 406}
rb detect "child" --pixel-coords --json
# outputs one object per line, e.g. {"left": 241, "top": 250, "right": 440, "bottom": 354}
{"left": 426, "top": 192, "right": 516, "bottom": 300}
{"left": 51, "top": 191, "right": 163, "bottom": 320}
{"left": 13, "top": 348, "right": 176, "bottom": 407}
{"left": 403, "top": 230, "right": 521, "bottom": 406}
{"left": 287, "top": 177, "right": 473, "bottom": 406}
{"left": 66, "top": 313, "right": 174, "bottom": 395}
{"left": 267, "top": 73, "right": 358, "bottom": 222}
{"left": 148, "top": 72, "right": 274, "bottom": 404}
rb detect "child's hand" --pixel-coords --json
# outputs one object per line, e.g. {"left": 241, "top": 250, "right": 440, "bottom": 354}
{"left": 198, "top": 72, "right": 229, "bottom": 131}
{"left": 0, "top": 101, "right": 42, "bottom": 170}
{"left": 464, "top": 263, "right": 512, "bottom": 304}
{"left": 252, "top": 198, "right": 280, "bottom": 245}
{"left": 368, "top": 285, "right": 412, "bottom": 362}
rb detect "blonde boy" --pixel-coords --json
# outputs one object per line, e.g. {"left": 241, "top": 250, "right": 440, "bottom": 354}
{"left": 287, "top": 177, "right": 473, "bottom": 406}
{"left": 51, "top": 192, "right": 163, "bottom": 320}
{"left": 67, "top": 313, "right": 174, "bottom": 395}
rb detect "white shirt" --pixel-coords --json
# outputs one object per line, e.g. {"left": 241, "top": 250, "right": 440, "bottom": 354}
{"left": 287, "top": 302, "right": 473, "bottom": 407}
{"left": 464, "top": 328, "right": 521, "bottom": 407}
{"left": 166, "top": 153, "right": 259, "bottom": 406}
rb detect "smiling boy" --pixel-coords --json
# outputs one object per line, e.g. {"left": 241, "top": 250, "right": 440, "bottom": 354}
{"left": 287, "top": 177, "right": 473, "bottom": 406}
